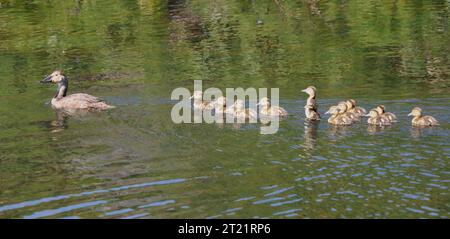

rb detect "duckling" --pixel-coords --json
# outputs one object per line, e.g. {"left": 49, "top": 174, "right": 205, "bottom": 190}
{"left": 347, "top": 99, "right": 366, "bottom": 117}
{"left": 41, "top": 70, "right": 115, "bottom": 110}
{"left": 408, "top": 107, "right": 439, "bottom": 126}
{"left": 301, "top": 86, "right": 320, "bottom": 120}
{"left": 233, "top": 99, "right": 257, "bottom": 120}
{"left": 365, "top": 110, "right": 391, "bottom": 126}
{"left": 190, "top": 91, "right": 214, "bottom": 110}
{"left": 213, "top": 96, "right": 227, "bottom": 114}
{"left": 374, "top": 105, "right": 397, "bottom": 122}
{"left": 325, "top": 106, "right": 352, "bottom": 125}
{"left": 258, "top": 97, "right": 288, "bottom": 116}
{"left": 337, "top": 101, "right": 359, "bottom": 122}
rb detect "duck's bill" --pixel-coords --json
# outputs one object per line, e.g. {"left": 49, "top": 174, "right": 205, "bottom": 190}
{"left": 40, "top": 75, "right": 52, "bottom": 83}
{"left": 301, "top": 89, "right": 307, "bottom": 93}
{"left": 407, "top": 113, "right": 413, "bottom": 116}
{"left": 364, "top": 113, "right": 371, "bottom": 117}
{"left": 324, "top": 110, "right": 330, "bottom": 114}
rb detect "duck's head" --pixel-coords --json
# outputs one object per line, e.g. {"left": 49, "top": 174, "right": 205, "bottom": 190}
{"left": 41, "top": 70, "right": 66, "bottom": 84}
{"left": 348, "top": 99, "right": 357, "bottom": 106}
{"left": 345, "top": 100, "right": 354, "bottom": 110}
{"left": 365, "top": 110, "right": 379, "bottom": 118}
{"left": 374, "top": 105, "right": 385, "bottom": 115}
{"left": 337, "top": 101, "right": 348, "bottom": 112}
{"left": 408, "top": 107, "right": 422, "bottom": 117}
{"left": 234, "top": 99, "right": 245, "bottom": 110}
{"left": 190, "top": 90, "right": 203, "bottom": 100}
{"left": 325, "top": 105, "right": 339, "bottom": 115}
{"left": 257, "top": 97, "right": 270, "bottom": 107}
{"left": 301, "top": 86, "right": 317, "bottom": 96}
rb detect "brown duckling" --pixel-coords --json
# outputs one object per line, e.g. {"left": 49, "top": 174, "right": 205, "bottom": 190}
{"left": 325, "top": 106, "right": 352, "bottom": 125}
{"left": 337, "top": 101, "right": 359, "bottom": 122}
{"left": 258, "top": 97, "right": 288, "bottom": 116}
{"left": 41, "top": 70, "right": 115, "bottom": 111}
{"left": 233, "top": 99, "right": 257, "bottom": 120}
{"left": 190, "top": 91, "right": 214, "bottom": 110}
{"left": 365, "top": 110, "right": 391, "bottom": 126}
{"left": 347, "top": 99, "right": 366, "bottom": 117}
{"left": 301, "top": 86, "right": 320, "bottom": 120}
{"left": 374, "top": 105, "right": 397, "bottom": 122}
{"left": 408, "top": 107, "right": 439, "bottom": 126}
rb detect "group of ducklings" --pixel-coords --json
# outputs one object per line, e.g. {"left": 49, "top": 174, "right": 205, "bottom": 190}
{"left": 302, "top": 85, "right": 439, "bottom": 126}
{"left": 190, "top": 90, "right": 288, "bottom": 120}
{"left": 40, "top": 71, "right": 439, "bottom": 127}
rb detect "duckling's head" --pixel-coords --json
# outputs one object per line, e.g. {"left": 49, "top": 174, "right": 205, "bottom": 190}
{"left": 408, "top": 107, "right": 422, "bottom": 117}
{"left": 258, "top": 97, "right": 270, "bottom": 107}
{"left": 345, "top": 100, "right": 354, "bottom": 110}
{"left": 365, "top": 110, "right": 379, "bottom": 118}
{"left": 301, "top": 86, "right": 317, "bottom": 96}
{"left": 234, "top": 99, "right": 245, "bottom": 110}
{"left": 190, "top": 90, "right": 203, "bottom": 100}
{"left": 374, "top": 105, "right": 385, "bottom": 115}
{"left": 337, "top": 101, "right": 348, "bottom": 113}
{"left": 41, "top": 70, "right": 66, "bottom": 84}
{"left": 325, "top": 106, "right": 339, "bottom": 115}
{"left": 348, "top": 99, "right": 357, "bottom": 106}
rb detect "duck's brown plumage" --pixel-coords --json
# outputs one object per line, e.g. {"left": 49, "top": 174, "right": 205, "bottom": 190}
{"left": 366, "top": 110, "right": 391, "bottom": 126}
{"left": 408, "top": 107, "right": 439, "bottom": 126}
{"left": 325, "top": 106, "right": 352, "bottom": 125}
{"left": 41, "top": 71, "right": 115, "bottom": 111}
{"left": 302, "top": 86, "right": 320, "bottom": 121}
{"left": 374, "top": 105, "right": 397, "bottom": 122}
{"left": 258, "top": 97, "right": 288, "bottom": 116}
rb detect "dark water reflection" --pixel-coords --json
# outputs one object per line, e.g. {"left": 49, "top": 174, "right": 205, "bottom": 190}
{"left": 0, "top": 0, "right": 449, "bottom": 218}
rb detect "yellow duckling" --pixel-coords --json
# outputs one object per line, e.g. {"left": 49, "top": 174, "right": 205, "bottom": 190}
{"left": 337, "top": 101, "right": 359, "bottom": 122}
{"left": 325, "top": 106, "right": 352, "bottom": 125}
{"left": 301, "top": 86, "right": 320, "bottom": 120}
{"left": 374, "top": 105, "right": 397, "bottom": 122}
{"left": 346, "top": 99, "right": 366, "bottom": 117}
{"left": 233, "top": 99, "right": 257, "bottom": 120}
{"left": 257, "top": 97, "right": 288, "bottom": 116}
{"left": 408, "top": 107, "right": 439, "bottom": 126}
{"left": 41, "top": 70, "right": 115, "bottom": 110}
{"left": 365, "top": 110, "right": 391, "bottom": 126}
{"left": 190, "top": 91, "right": 214, "bottom": 110}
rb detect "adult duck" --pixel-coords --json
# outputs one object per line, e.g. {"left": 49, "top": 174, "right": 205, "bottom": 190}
{"left": 41, "top": 71, "right": 115, "bottom": 110}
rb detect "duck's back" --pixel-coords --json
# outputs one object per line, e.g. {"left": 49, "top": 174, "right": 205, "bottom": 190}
{"left": 52, "top": 93, "right": 114, "bottom": 110}
{"left": 413, "top": 116, "right": 439, "bottom": 126}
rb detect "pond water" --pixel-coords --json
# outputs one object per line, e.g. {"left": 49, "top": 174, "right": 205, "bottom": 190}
{"left": 0, "top": 0, "right": 449, "bottom": 218}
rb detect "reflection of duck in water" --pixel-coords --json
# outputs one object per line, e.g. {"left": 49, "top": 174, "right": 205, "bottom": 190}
{"left": 257, "top": 97, "right": 288, "bottom": 116}
{"left": 41, "top": 71, "right": 115, "bottom": 110}
{"left": 408, "top": 107, "right": 439, "bottom": 126}
{"left": 325, "top": 106, "right": 352, "bottom": 125}
{"left": 367, "top": 124, "right": 392, "bottom": 134}
{"left": 303, "top": 121, "right": 319, "bottom": 151}
{"left": 301, "top": 86, "right": 320, "bottom": 121}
